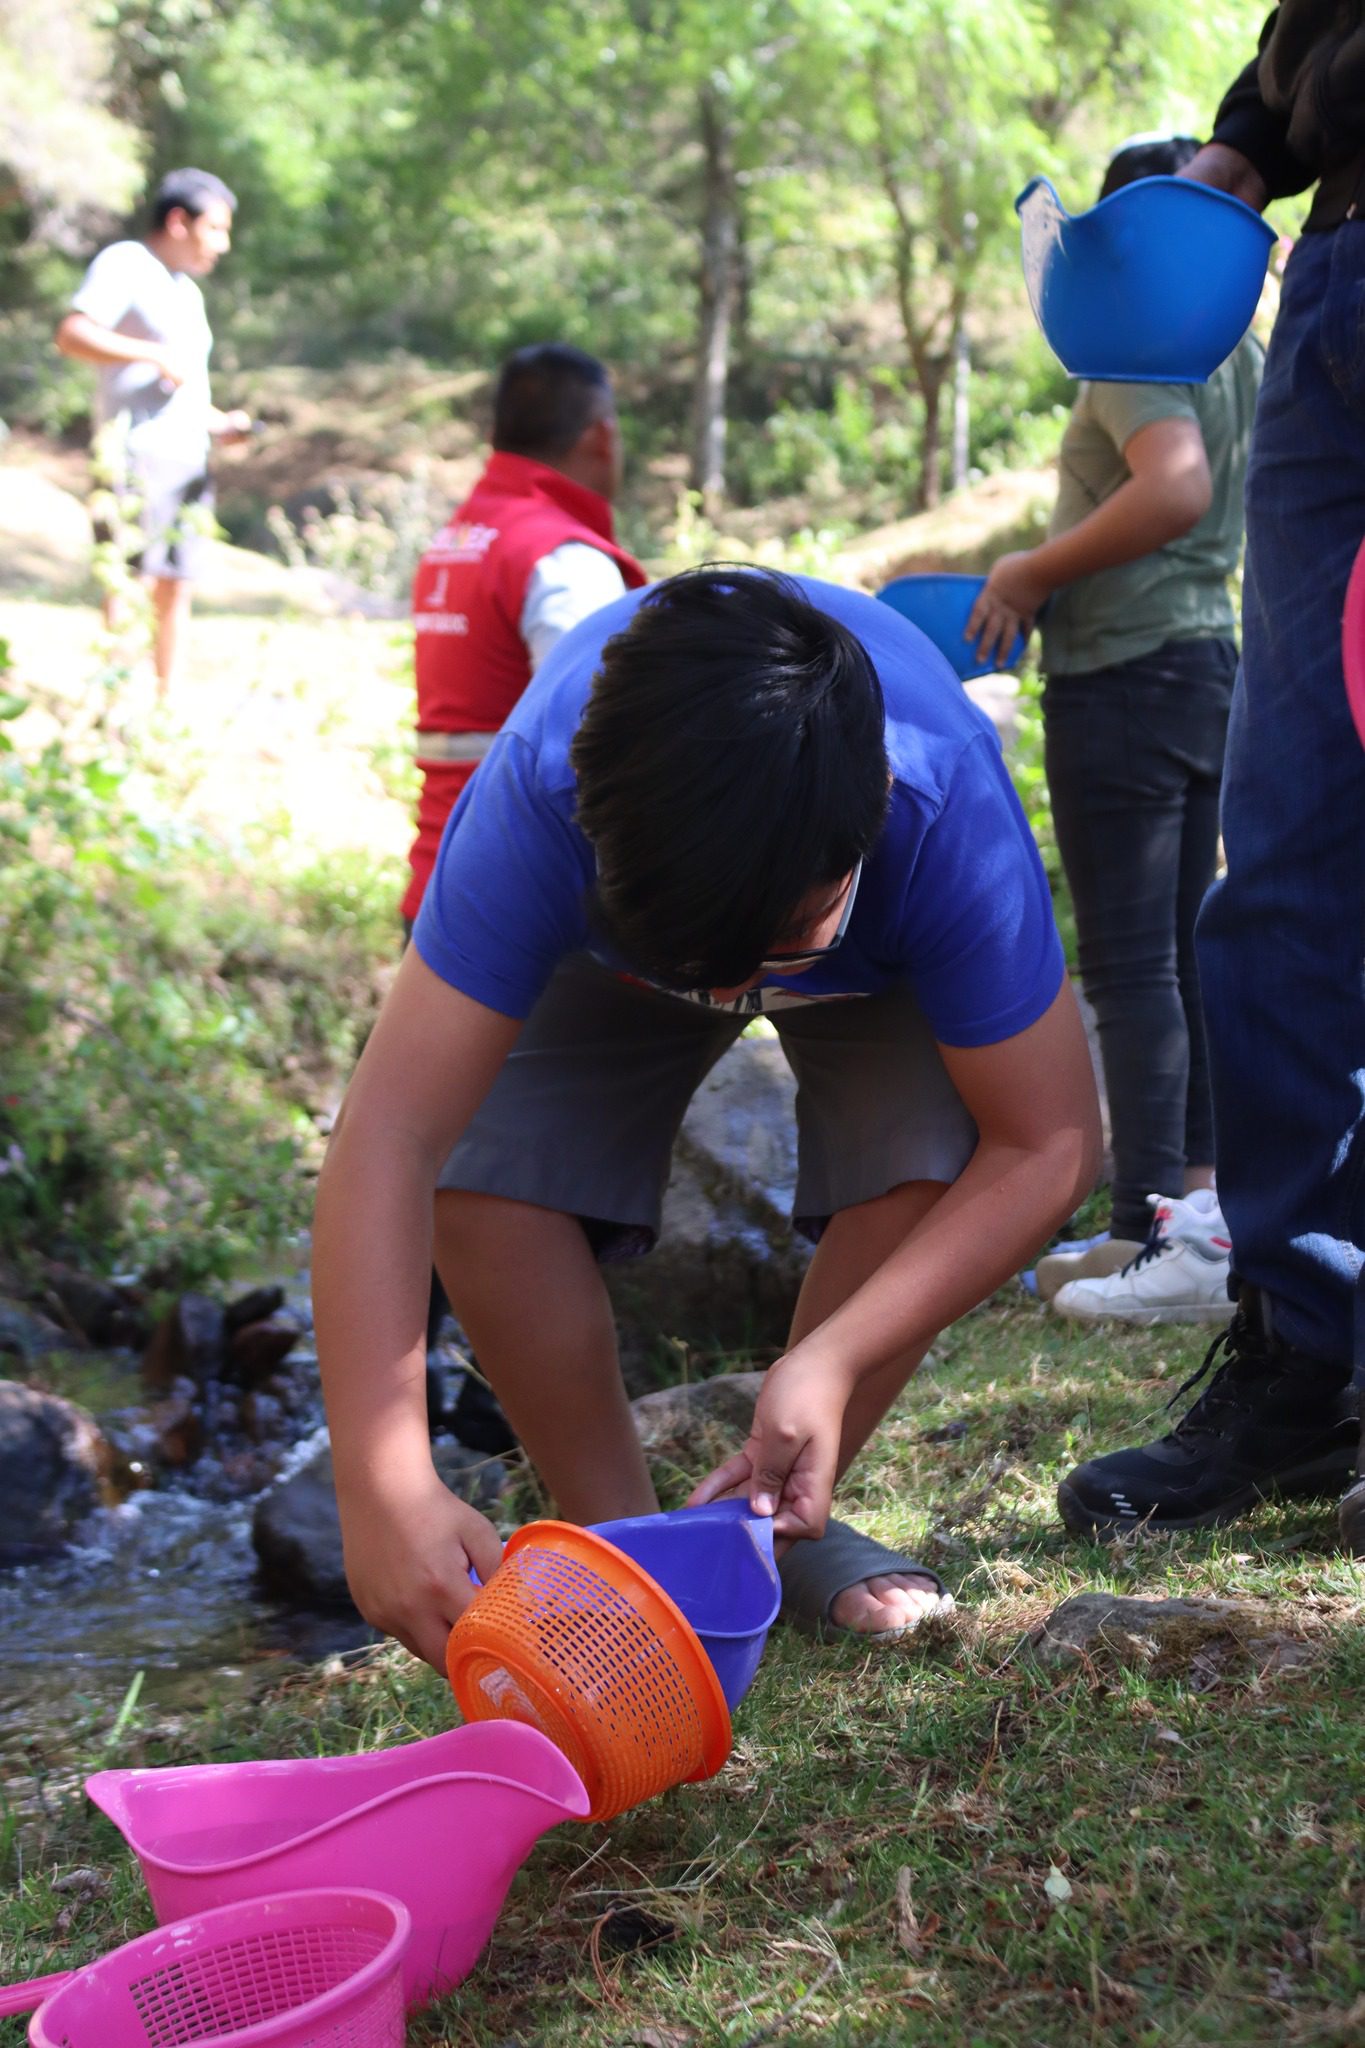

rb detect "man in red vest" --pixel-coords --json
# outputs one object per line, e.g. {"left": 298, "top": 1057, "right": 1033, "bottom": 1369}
{"left": 404, "top": 344, "right": 647, "bottom": 922}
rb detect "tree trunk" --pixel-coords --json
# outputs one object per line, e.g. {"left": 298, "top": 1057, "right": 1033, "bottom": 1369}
{"left": 916, "top": 361, "right": 947, "bottom": 510}
{"left": 951, "top": 321, "right": 970, "bottom": 493}
{"left": 734, "top": 197, "right": 753, "bottom": 370}
{"left": 691, "top": 84, "right": 739, "bottom": 517}
{"left": 907, "top": 283, "right": 970, "bottom": 510}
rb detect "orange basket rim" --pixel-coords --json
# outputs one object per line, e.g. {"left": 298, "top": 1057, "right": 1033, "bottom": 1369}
{"left": 492, "top": 1518, "right": 733, "bottom": 1777}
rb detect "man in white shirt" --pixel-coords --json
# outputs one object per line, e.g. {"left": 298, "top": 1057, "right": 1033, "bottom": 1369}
{"left": 56, "top": 167, "right": 251, "bottom": 696}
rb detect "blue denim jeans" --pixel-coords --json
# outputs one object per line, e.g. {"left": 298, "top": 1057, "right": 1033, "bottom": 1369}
{"left": 1045, "top": 638, "right": 1235, "bottom": 1240}
{"left": 1195, "top": 225, "right": 1365, "bottom": 1368}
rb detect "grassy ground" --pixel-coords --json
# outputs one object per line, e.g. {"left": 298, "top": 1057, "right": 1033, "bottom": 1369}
{"left": 0, "top": 598, "right": 413, "bottom": 865}
{"left": 5, "top": 1304, "right": 1362, "bottom": 2047}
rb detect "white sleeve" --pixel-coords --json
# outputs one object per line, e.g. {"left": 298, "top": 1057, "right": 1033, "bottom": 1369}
{"left": 520, "top": 542, "right": 629, "bottom": 672}
{"left": 69, "top": 244, "right": 140, "bottom": 329}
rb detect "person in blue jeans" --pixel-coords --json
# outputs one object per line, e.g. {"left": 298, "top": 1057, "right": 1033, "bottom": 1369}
{"left": 1053, "top": 0, "right": 1365, "bottom": 1541}
{"left": 972, "top": 134, "right": 1261, "bottom": 1324}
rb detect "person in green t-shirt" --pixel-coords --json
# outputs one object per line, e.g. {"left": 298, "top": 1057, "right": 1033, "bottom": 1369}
{"left": 969, "top": 134, "right": 1263, "bottom": 1321}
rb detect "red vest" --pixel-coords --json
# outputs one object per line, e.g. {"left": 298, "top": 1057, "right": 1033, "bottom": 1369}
{"left": 403, "top": 451, "right": 646, "bottom": 919}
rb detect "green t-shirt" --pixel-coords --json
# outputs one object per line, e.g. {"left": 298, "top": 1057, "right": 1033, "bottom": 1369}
{"left": 1040, "top": 334, "right": 1264, "bottom": 675}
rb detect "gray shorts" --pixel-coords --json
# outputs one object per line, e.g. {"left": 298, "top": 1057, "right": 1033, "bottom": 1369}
{"left": 93, "top": 452, "right": 214, "bottom": 582}
{"left": 436, "top": 954, "right": 978, "bottom": 1255}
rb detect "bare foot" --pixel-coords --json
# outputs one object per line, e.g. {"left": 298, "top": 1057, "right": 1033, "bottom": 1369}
{"left": 828, "top": 1571, "right": 950, "bottom": 1635}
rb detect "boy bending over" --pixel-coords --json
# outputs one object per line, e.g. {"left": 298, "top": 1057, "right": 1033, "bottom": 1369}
{"left": 314, "top": 568, "right": 1101, "bottom": 1667}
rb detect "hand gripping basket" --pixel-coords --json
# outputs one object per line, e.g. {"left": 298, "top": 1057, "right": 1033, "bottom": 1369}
{"left": 445, "top": 1520, "right": 732, "bottom": 1822}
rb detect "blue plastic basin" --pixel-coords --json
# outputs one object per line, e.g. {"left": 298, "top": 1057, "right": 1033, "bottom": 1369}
{"left": 1015, "top": 173, "right": 1275, "bottom": 383}
{"left": 590, "top": 1499, "right": 780, "bottom": 1712}
{"left": 876, "top": 573, "right": 1027, "bottom": 680}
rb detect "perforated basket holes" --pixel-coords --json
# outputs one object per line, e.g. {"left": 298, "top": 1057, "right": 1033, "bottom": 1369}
{"left": 457, "top": 1546, "right": 709, "bottom": 1791}
{"left": 124, "top": 1921, "right": 388, "bottom": 2045}
{"left": 496, "top": 1549, "right": 703, "bottom": 1755}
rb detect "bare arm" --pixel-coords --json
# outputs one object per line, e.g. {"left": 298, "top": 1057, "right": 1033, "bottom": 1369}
{"left": 969, "top": 415, "right": 1214, "bottom": 664}
{"left": 313, "top": 945, "right": 522, "bottom": 1667}
{"left": 55, "top": 311, "right": 185, "bottom": 387}
{"left": 692, "top": 977, "right": 1102, "bottom": 1535}
{"left": 57, "top": 311, "right": 247, "bottom": 437}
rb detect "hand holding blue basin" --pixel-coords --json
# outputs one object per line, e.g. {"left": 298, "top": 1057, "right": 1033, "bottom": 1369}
{"left": 1015, "top": 173, "right": 1275, "bottom": 383}
{"left": 877, "top": 573, "right": 1028, "bottom": 680}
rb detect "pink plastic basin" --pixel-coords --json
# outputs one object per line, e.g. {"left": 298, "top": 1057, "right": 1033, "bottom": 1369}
{"left": 86, "top": 1722, "right": 587, "bottom": 2008}
{"left": 1344, "top": 533, "right": 1365, "bottom": 752}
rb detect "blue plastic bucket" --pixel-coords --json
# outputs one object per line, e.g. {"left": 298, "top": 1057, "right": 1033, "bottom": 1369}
{"left": 877, "top": 573, "right": 1027, "bottom": 680}
{"left": 1015, "top": 174, "right": 1275, "bottom": 383}
{"left": 589, "top": 1500, "right": 780, "bottom": 1711}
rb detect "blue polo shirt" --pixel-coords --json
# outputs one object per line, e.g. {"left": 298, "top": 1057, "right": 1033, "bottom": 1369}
{"left": 413, "top": 576, "right": 1064, "bottom": 1049}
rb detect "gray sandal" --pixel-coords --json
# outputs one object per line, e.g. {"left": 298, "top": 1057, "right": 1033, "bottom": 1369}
{"left": 778, "top": 1517, "right": 955, "bottom": 1641}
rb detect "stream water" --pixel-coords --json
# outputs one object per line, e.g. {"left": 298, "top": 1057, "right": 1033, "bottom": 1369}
{"left": 0, "top": 1279, "right": 374, "bottom": 1804}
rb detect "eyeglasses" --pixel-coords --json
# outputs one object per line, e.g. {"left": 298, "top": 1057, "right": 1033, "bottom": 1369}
{"left": 756, "top": 858, "right": 863, "bottom": 976}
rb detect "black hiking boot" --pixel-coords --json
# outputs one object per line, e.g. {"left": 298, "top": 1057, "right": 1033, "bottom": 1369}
{"left": 1057, "top": 1286, "right": 1358, "bottom": 1538}
{"left": 1341, "top": 1476, "right": 1365, "bottom": 1556}
{"left": 1340, "top": 1433, "right": 1365, "bottom": 1557}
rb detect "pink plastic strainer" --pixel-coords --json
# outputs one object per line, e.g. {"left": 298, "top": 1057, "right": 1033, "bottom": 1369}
{"left": 6, "top": 1888, "right": 408, "bottom": 2048}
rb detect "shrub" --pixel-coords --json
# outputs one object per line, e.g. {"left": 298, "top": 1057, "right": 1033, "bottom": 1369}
{"left": 0, "top": 641, "right": 397, "bottom": 1284}
{"left": 728, "top": 369, "right": 922, "bottom": 516}
{"left": 967, "top": 334, "right": 1073, "bottom": 477}
{"left": 1007, "top": 661, "right": 1075, "bottom": 966}
{"left": 265, "top": 473, "right": 444, "bottom": 602}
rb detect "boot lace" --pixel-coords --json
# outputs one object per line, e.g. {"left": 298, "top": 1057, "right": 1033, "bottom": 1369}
{"left": 1161, "top": 1308, "right": 1272, "bottom": 1442}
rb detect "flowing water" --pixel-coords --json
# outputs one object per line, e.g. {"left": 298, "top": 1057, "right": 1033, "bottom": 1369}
{"left": 0, "top": 1282, "right": 375, "bottom": 1804}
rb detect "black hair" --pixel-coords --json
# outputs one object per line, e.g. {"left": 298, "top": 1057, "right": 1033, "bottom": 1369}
{"left": 570, "top": 567, "right": 890, "bottom": 991}
{"left": 151, "top": 168, "right": 238, "bottom": 229}
{"left": 1099, "top": 134, "right": 1201, "bottom": 201}
{"left": 492, "top": 343, "right": 612, "bottom": 458}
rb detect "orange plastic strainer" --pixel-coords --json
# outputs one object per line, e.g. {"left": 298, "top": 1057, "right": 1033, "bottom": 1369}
{"left": 445, "top": 1521, "right": 732, "bottom": 1822}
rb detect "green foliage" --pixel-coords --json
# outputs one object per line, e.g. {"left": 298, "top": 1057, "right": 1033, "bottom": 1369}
{"left": 1008, "top": 661, "right": 1076, "bottom": 966}
{"left": 726, "top": 340, "right": 1073, "bottom": 515}
{"left": 968, "top": 331, "right": 1075, "bottom": 476}
{"left": 0, "top": 644, "right": 396, "bottom": 1284}
{"left": 0, "top": 0, "right": 142, "bottom": 224}
{"left": 0, "top": 252, "right": 93, "bottom": 435}
{"left": 0, "top": 3, "right": 141, "bottom": 420}
{"left": 264, "top": 472, "right": 440, "bottom": 601}
{"left": 5, "top": 0, "right": 1262, "bottom": 514}
{"left": 655, "top": 491, "right": 849, "bottom": 579}
{"left": 729, "top": 371, "right": 923, "bottom": 514}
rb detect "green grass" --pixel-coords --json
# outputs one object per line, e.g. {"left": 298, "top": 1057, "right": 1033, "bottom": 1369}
{"left": 4, "top": 1305, "right": 1363, "bottom": 2046}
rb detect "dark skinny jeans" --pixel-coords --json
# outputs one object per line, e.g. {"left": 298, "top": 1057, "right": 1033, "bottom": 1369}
{"left": 1043, "top": 636, "right": 1237, "bottom": 1241}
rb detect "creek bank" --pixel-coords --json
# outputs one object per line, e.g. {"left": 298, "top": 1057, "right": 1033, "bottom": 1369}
{"left": 253, "top": 1369, "right": 769, "bottom": 1616}
{"left": 0, "top": 1382, "right": 111, "bottom": 1562}
{"left": 0, "top": 1261, "right": 346, "bottom": 1751}
{"left": 253, "top": 1439, "right": 511, "bottom": 1608}
{"left": 4, "top": 1036, "right": 800, "bottom": 1579}
{"left": 2, "top": 1037, "right": 806, "bottom": 1715}
{"left": 0, "top": 1268, "right": 323, "bottom": 1537}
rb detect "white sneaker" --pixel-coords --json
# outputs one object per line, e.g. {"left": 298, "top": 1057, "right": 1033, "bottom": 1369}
{"left": 1051, "top": 1188, "right": 1233, "bottom": 1325}
{"left": 1151, "top": 1185, "right": 1229, "bottom": 1253}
